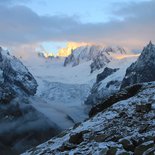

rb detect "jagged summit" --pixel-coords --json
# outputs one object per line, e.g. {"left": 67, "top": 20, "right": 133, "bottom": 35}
{"left": 64, "top": 45, "right": 127, "bottom": 66}
{"left": 64, "top": 45, "right": 127, "bottom": 72}
{"left": 121, "top": 41, "right": 155, "bottom": 88}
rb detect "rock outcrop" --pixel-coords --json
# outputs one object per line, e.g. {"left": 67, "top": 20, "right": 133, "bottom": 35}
{"left": 85, "top": 67, "right": 120, "bottom": 106}
{"left": 96, "top": 67, "right": 119, "bottom": 83}
{"left": 121, "top": 41, "right": 155, "bottom": 88}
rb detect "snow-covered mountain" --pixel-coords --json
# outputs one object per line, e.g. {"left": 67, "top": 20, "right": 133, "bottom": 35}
{"left": 10, "top": 45, "right": 133, "bottom": 133}
{"left": 64, "top": 45, "right": 128, "bottom": 73}
{"left": 85, "top": 56, "right": 138, "bottom": 106}
{"left": 18, "top": 44, "right": 138, "bottom": 130}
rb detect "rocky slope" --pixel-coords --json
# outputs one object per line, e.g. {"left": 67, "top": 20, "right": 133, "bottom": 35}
{"left": 121, "top": 41, "right": 155, "bottom": 88}
{"left": 64, "top": 45, "right": 127, "bottom": 73}
{"left": 0, "top": 48, "right": 60, "bottom": 155}
{"left": 23, "top": 82, "right": 155, "bottom": 155}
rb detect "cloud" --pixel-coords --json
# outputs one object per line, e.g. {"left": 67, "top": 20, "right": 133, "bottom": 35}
{"left": 0, "top": 0, "right": 154, "bottom": 50}
{"left": 0, "top": 0, "right": 30, "bottom": 5}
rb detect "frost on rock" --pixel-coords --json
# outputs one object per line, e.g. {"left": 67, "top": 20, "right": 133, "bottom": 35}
{"left": 23, "top": 82, "right": 155, "bottom": 155}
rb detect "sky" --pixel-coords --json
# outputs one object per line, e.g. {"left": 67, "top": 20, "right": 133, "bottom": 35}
{"left": 0, "top": 0, "right": 154, "bottom": 54}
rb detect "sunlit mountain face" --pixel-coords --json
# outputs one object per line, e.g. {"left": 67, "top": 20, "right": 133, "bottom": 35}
{"left": 40, "top": 42, "right": 91, "bottom": 58}
{"left": 41, "top": 42, "right": 140, "bottom": 60}
{"left": 57, "top": 42, "right": 91, "bottom": 57}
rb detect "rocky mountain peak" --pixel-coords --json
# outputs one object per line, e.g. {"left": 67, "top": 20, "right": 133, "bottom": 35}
{"left": 64, "top": 45, "right": 127, "bottom": 72}
{"left": 121, "top": 41, "right": 155, "bottom": 88}
{"left": 139, "top": 40, "right": 154, "bottom": 57}
{"left": 0, "top": 48, "right": 38, "bottom": 101}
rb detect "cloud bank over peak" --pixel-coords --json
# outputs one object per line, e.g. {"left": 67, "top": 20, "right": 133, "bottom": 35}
{"left": 0, "top": 0, "right": 154, "bottom": 52}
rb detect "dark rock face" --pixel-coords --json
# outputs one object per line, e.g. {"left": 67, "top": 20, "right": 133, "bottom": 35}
{"left": 136, "top": 103, "right": 152, "bottom": 113}
{"left": 64, "top": 50, "right": 76, "bottom": 67}
{"left": 134, "top": 141, "right": 154, "bottom": 155}
{"left": 0, "top": 86, "right": 15, "bottom": 104}
{"left": 96, "top": 67, "right": 119, "bottom": 83}
{"left": 0, "top": 49, "right": 38, "bottom": 97}
{"left": 106, "top": 80, "right": 120, "bottom": 88}
{"left": 89, "top": 84, "right": 142, "bottom": 117}
{"left": 85, "top": 68, "right": 120, "bottom": 106}
{"left": 121, "top": 41, "right": 155, "bottom": 88}
{"left": 69, "top": 132, "right": 84, "bottom": 144}
{"left": 0, "top": 48, "right": 38, "bottom": 104}
{"left": 90, "top": 55, "right": 110, "bottom": 73}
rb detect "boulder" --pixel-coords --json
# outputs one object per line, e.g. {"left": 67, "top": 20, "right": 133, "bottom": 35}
{"left": 136, "top": 103, "right": 152, "bottom": 113}
{"left": 134, "top": 141, "right": 154, "bottom": 155}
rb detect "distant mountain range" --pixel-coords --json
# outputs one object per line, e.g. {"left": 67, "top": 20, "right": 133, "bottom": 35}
{"left": 1, "top": 42, "right": 155, "bottom": 155}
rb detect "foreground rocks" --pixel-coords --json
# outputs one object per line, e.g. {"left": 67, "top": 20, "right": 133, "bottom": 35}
{"left": 89, "top": 84, "right": 142, "bottom": 117}
{"left": 23, "top": 82, "right": 155, "bottom": 155}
